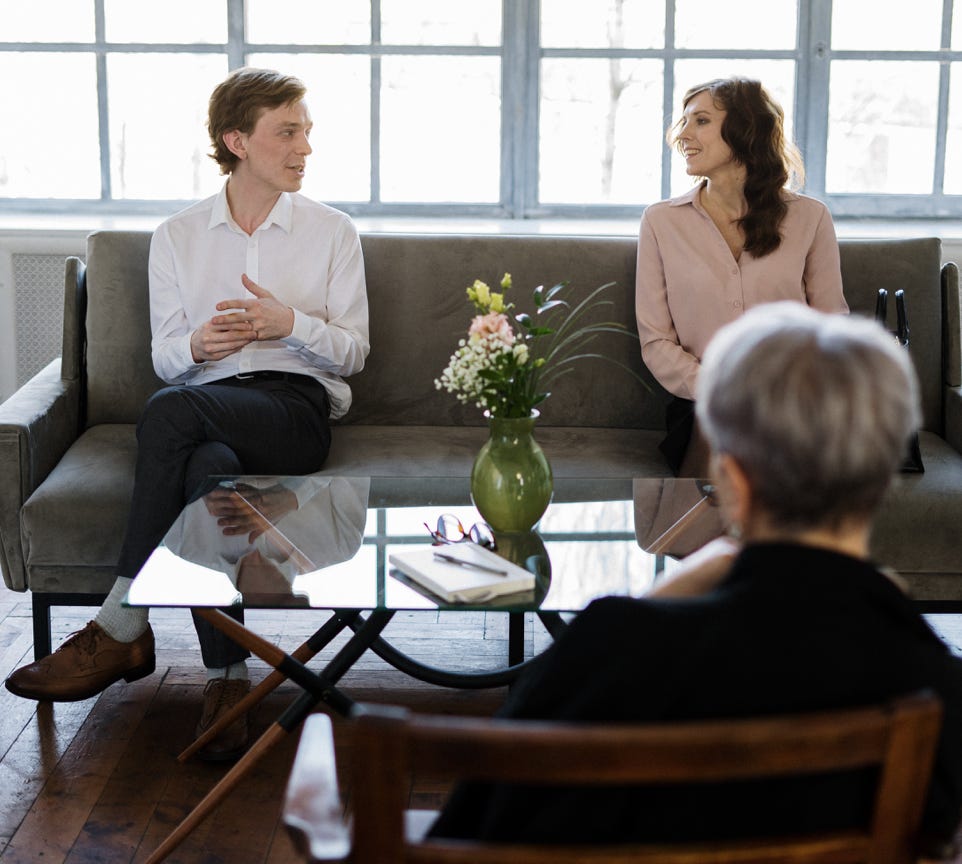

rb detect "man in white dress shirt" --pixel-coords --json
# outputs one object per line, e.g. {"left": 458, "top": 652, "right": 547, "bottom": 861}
{"left": 5, "top": 68, "right": 370, "bottom": 761}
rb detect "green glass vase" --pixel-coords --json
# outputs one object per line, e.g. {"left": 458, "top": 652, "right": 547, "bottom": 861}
{"left": 471, "top": 412, "right": 553, "bottom": 533}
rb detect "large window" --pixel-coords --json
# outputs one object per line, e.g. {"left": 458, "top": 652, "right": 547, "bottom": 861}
{"left": 2, "top": 0, "right": 961, "bottom": 219}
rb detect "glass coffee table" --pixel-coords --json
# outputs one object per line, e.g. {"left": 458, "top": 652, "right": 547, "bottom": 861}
{"left": 127, "top": 473, "right": 722, "bottom": 863}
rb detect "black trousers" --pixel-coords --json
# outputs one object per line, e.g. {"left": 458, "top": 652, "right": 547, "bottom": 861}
{"left": 115, "top": 372, "right": 332, "bottom": 668}
{"left": 658, "top": 397, "right": 696, "bottom": 477}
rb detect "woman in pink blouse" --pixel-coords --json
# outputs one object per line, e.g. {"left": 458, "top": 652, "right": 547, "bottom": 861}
{"left": 636, "top": 77, "right": 849, "bottom": 474}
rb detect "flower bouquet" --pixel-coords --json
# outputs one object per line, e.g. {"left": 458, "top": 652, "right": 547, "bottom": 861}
{"left": 435, "top": 273, "right": 642, "bottom": 533}
{"left": 435, "top": 273, "right": 642, "bottom": 419}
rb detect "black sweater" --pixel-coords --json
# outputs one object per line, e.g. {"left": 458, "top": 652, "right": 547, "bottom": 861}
{"left": 430, "top": 543, "right": 962, "bottom": 850}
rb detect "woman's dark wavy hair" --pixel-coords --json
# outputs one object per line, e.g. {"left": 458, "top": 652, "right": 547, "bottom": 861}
{"left": 670, "top": 77, "right": 805, "bottom": 257}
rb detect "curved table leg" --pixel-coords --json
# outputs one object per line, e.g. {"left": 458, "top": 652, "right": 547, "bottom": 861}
{"left": 348, "top": 609, "right": 569, "bottom": 689}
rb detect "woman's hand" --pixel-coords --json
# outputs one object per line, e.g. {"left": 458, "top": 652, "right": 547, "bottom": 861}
{"left": 646, "top": 536, "right": 740, "bottom": 598}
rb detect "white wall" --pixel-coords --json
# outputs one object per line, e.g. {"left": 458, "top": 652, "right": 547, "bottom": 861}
{"left": 0, "top": 230, "right": 87, "bottom": 401}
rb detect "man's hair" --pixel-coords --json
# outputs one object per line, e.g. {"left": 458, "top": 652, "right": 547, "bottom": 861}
{"left": 696, "top": 302, "right": 920, "bottom": 531}
{"left": 670, "top": 77, "right": 804, "bottom": 257}
{"left": 207, "top": 67, "right": 307, "bottom": 175}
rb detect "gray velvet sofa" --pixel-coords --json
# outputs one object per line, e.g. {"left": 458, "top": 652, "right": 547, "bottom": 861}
{"left": 2, "top": 231, "right": 961, "bottom": 657}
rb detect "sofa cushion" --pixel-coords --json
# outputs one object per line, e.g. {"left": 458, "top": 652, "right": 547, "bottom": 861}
{"left": 872, "top": 430, "right": 962, "bottom": 589}
{"left": 21, "top": 425, "right": 136, "bottom": 587}
{"left": 322, "top": 424, "right": 671, "bottom": 479}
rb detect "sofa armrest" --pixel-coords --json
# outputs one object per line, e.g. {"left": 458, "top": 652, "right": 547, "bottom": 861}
{"left": 0, "top": 360, "right": 81, "bottom": 591}
{"left": 945, "top": 385, "right": 962, "bottom": 456}
{"left": 942, "top": 261, "right": 961, "bottom": 389}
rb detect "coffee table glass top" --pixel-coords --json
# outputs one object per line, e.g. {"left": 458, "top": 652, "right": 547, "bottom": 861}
{"left": 126, "top": 475, "right": 724, "bottom": 614}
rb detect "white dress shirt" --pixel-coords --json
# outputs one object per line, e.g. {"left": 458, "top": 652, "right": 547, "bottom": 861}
{"left": 148, "top": 183, "right": 370, "bottom": 419}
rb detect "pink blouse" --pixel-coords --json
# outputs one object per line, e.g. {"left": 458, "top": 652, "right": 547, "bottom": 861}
{"left": 635, "top": 184, "right": 849, "bottom": 400}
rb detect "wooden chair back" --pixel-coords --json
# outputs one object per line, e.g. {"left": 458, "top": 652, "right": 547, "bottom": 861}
{"left": 284, "top": 692, "right": 942, "bottom": 864}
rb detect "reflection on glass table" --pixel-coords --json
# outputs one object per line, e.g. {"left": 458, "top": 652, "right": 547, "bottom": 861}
{"left": 127, "top": 475, "right": 725, "bottom": 614}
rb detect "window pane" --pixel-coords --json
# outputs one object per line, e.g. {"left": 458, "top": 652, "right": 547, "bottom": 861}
{"left": 675, "top": 0, "right": 796, "bottom": 50}
{"left": 0, "top": 0, "right": 94, "bottom": 42}
{"left": 107, "top": 54, "right": 228, "bottom": 200}
{"left": 832, "top": 0, "right": 942, "bottom": 50}
{"left": 0, "top": 53, "right": 100, "bottom": 198}
{"left": 670, "top": 60, "right": 795, "bottom": 197}
{"left": 826, "top": 61, "right": 938, "bottom": 194}
{"left": 943, "top": 64, "right": 962, "bottom": 193}
{"left": 540, "top": 59, "right": 662, "bottom": 204}
{"left": 380, "top": 57, "right": 500, "bottom": 203}
{"left": 249, "top": 53, "right": 371, "bottom": 202}
{"left": 541, "top": 0, "right": 664, "bottom": 50}
{"left": 381, "top": 0, "right": 500, "bottom": 45}
{"left": 104, "top": 0, "right": 226, "bottom": 43}
{"left": 246, "top": 0, "right": 370, "bottom": 44}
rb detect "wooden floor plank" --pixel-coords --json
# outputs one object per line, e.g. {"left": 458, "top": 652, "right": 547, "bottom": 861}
{"left": 5, "top": 677, "right": 157, "bottom": 863}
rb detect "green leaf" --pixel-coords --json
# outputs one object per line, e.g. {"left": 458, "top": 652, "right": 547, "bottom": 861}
{"left": 535, "top": 299, "right": 568, "bottom": 316}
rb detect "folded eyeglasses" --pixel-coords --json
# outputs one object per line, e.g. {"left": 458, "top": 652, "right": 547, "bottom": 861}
{"left": 424, "top": 513, "right": 497, "bottom": 550}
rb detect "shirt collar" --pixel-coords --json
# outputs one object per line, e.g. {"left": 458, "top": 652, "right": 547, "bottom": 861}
{"left": 208, "top": 181, "right": 294, "bottom": 234}
{"left": 669, "top": 182, "right": 705, "bottom": 209}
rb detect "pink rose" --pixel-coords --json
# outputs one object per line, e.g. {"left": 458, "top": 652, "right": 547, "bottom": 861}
{"left": 469, "top": 312, "right": 514, "bottom": 345}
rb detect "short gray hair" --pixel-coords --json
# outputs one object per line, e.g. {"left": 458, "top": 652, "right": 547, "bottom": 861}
{"left": 695, "top": 302, "right": 920, "bottom": 530}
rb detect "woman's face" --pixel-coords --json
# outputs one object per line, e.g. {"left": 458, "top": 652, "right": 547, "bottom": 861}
{"left": 676, "top": 90, "right": 737, "bottom": 180}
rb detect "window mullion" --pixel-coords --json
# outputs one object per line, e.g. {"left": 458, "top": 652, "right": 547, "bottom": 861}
{"left": 660, "top": 0, "right": 676, "bottom": 201}
{"left": 94, "top": 0, "right": 111, "bottom": 202}
{"left": 227, "top": 0, "right": 246, "bottom": 69}
{"left": 506, "top": 0, "right": 539, "bottom": 219}
{"left": 799, "top": 0, "right": 832, "bottom": 198}
{"left": 933, "top": 0, "right": 953, "bottom": 194}
{"left": 370, "top": 0, "right": 381, "bottom": 205}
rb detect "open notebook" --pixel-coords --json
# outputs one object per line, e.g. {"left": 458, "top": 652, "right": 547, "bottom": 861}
{"left": 389, "top": 543, "right": 535, "bottom": 603}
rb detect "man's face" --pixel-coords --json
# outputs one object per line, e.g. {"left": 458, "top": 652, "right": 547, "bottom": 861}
{"left": 234, "top": 99, "right": 313, "bottom": 193}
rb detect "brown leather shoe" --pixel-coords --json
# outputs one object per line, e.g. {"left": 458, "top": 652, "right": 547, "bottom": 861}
{"left": 4, "top": 621, "right": 155, "bottom": 702}
{"left": 195, "top": 678, "right": 251, "bottom": 762}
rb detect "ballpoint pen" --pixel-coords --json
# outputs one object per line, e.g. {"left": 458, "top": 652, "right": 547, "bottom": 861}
{"left": 432, "top": 551, "right": 508, "bottom": 576}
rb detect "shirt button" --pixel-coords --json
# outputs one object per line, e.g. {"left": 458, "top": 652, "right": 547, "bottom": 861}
{"left": 733, "top": 300, "right": 743, "bottom": 309}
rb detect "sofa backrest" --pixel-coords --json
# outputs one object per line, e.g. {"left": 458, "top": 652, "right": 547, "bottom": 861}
{"left": 78, "top": 230, "right": 946, "bottom": 433}
{"left": 84, "top": 230, "right": 162, "bottom": 427}
{"left": 838, "top": 237, "right": 944, "bottom": 433}
{"left": 351, "top": 233, "right": 659, "bottom": 429}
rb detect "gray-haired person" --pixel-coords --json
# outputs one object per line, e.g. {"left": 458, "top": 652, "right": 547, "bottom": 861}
{"left": 430, "top": 302, "right": 962, "bottom": 859}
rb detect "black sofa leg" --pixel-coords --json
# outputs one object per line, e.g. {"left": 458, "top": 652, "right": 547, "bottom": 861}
{"left": 31, "top": 594, "right": 108, "bottom": 660}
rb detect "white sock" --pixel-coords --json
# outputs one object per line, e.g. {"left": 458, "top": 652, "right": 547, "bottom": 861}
{"left": 94, "top": 577, "right": 150, "bottom": 642}
{"left": 206, "top": 660, "right": 249, "bottom": 682}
